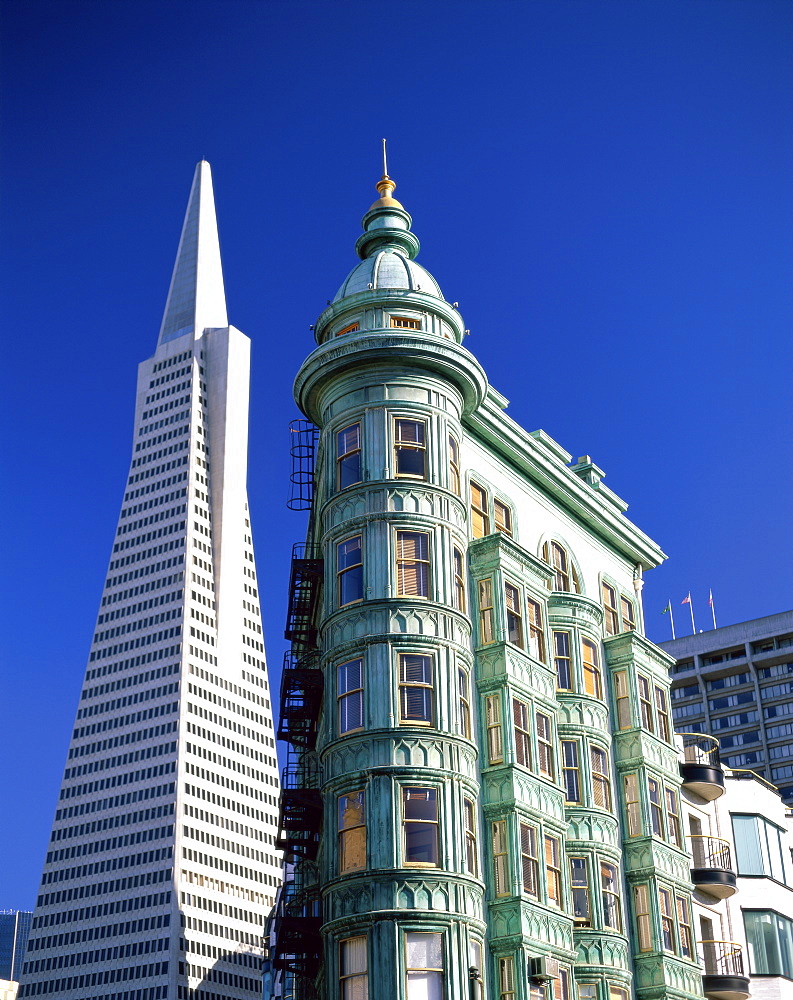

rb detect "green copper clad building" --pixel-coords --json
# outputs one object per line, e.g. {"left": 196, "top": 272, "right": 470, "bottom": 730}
{"left": 271, "top": 168, "right": 707, "bottom": 1000}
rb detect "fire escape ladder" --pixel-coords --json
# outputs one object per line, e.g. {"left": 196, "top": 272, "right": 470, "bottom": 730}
{"left": 287, "top": 419, "right": 319, "bottom": 511}
{"left": 278, "top": 650, "right": 324, "bottom": 749}
{"left": 277, "top": 746, "right": 322, "bottom": 862}
{"left": 284, "top": 544, "right": 323, "bottom": 647}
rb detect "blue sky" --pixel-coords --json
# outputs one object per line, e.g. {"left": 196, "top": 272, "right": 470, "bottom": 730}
{"left": 2, "top": 0, "right": 791, "bottom": 910}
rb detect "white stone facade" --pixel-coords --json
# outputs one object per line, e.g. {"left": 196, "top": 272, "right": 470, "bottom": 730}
{"left": 17, "top": 163, "right": 281, "bottom": 1000}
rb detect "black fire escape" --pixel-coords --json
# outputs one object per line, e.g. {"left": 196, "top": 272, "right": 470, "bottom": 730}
{"left": 273, "top": 534, "right": 324, "bottom": 998}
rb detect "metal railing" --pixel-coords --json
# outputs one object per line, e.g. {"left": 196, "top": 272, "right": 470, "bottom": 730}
{"left": 681, "top": 732, "right": 721, "bottom": 767}
{"left": 689, "top": 835, "right": 733, "bottom": 871}
{"left": 701, "top": 940, "right": 746, "bottom": 977}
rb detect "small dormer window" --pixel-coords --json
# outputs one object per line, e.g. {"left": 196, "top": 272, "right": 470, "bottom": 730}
{"left": 336, "top": 322, "right": 360, "bottom": 337}
{"left": 390, "top": 316, "right": 421, "bottom": 330}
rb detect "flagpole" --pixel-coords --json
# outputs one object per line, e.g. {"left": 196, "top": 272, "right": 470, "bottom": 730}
{"left": 709, "top": 589, "right": 717, "bottom": 629}
{"left": 669, "top": 600, "right": 676, "bottom": 639}
{"left": 689, "top": 596, "right": 696, "bottom": 634}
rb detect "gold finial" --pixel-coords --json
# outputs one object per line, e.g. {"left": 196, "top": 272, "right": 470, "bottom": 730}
{"left": 370, "top": 137, "right": 403, "bottom": 209}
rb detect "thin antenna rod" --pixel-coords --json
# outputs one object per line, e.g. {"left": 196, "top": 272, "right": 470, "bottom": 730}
{"left": 382, "top": 138, "right": 388, "bottom": 178}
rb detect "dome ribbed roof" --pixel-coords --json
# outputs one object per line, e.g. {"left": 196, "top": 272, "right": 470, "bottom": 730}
{"left": 333, "top": 249, "right": 443, "bottom": 303}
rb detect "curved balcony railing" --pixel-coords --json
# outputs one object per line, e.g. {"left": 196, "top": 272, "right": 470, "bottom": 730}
{"left": 680, "top": 733, "right": 725, "bottom": 800}
{"left": 690, "top": 835, "right": 732, "bottom": 870}
{"left": 701, "top": 941, "right": 750, "bottom": 1000}
{"left": 682, "top": 732, "right": 721, "bottom": 766}
{"left": 689, "top": 836, "right": 737, "bottom": 898}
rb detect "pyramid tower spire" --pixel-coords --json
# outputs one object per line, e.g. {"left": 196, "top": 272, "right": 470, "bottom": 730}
{"left": 158, "top": 160, "right": 228, "bottom": 345}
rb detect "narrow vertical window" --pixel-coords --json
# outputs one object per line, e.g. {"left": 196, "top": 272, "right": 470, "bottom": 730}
{"left": 458, "top": 667, "right": 471, "bottom": 739}
{"left": 665, "top": 787, "right": 682, "bottom": 847}
{"left": 513, "top": 698, "right": 531, "bottom": 767}
{"left": 394, "top": 419, "right": 426, "bottom": 478}
{"left": 562, "top": 741, "right": 581, "bottom": 803}
{"left": 470, "top": 482, "right": 489, "bottom": 538}
{"left": 655, "top": 687, "right": 671, "bottom": 742}
{"left": 492, "top": 820, "right": 510, "bottom": 895}
{"left": 590, "top": 746, "right": 611, "bottom": 810}
{"left": 624, "top": 774, "right": 641, "bottom": 835}
{"left": 527, "top": 598, "right": 546, "bottom": 662}
{"left": 620, "top": 596, "right": 635, "bottom": 631}
{"left": 478, "top": 579, "right": 495, "bottom": 644}
{"left": 338, "top": 790, "right": 366, "bottom": 873}
{"left": 340, "top": 936, "right": 368, "bottom": 1000}
{"left": 520, "top": 823, "right": 539, "bottom": 896}
{"left": 634, "top": 884, "right": 652, "bottom": 951}
{"left": 396, "top": 530, "right": 430, "bottom": 598}
{"left": 536, "top": 712, "right": 554, "bottom": 778}
{"left": 676, "top": 895, "right": 693, "bottom": 958}
{"left": 338, "top": 658, "right": 363, "bottom": 733}
{"left": 337, "top": 423, "right": 361, "bottom": 490}
{"left": 582, "top": 638, "right": 602, "bottom": 699}
{"left": 399, "top": 654, "right": 433, "bottom": 725}
{"left": 453, "top": 547, "right": 466, "bottom": 612}
{"left": 505, "top": 582, "right": 523, "bottom": 647}
{"left": 601, "top": 862, "right": 621, "bottom": 930}
{"left": 602, "top": 582, "right": 619, "bottom": 635}
{"left": 486, "top": 694, "right": 503, "bottom": 764}
{"left": 464, "top": 798, "right": 477, "bottom": 875}
{"left": 555, "top": 970, "right": 570, "bottom": 1000}
{"left": 554, "top": 631, "right": 572, "bottom": 690}
{"left": 545, "top": 835, "right": 562, "bottom": 906}
{"left": 494, "top": 499, "right": 512, "bottom": 536}
{"left": 648, "top": 777, "right": 664, "bottom": 837}
{"left": 338, "top": 535, "right": 363, "bottom": 606}
{"left": 499, "top": 956, "right": 516, "bottom": 1000}
{"left": 570, "top": 857, "right": 590, "bottom": 925}
{"left": 659, "top": 888, "right": 675, "bottom": 951}
{"left": 405, "top": 932, "right": 443, "bottom": 999}
{"left": 637, "top": 675, "right": 654, "bottom": 732}
{"left": 403, "top": 788, "right": 438, "bottom": 866}
{"left": 549, "top": 541, "right": 570, "bottom": 591}
{"left": 448, "top": 435, "right": 461, "bottom": 495}
{"left": 614, "top": 671, "right": 631, "bottom": 729}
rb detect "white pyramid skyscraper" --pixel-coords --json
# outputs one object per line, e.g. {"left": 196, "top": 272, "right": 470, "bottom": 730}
{"left": 18, "top": 162, "right": 282, "bottom": 1000}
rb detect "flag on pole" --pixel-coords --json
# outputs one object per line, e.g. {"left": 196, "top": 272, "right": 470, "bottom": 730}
{"left": 681, "top": 593, "right": 691, "bottom": 605}
{"left": 708, "top": 589, "right": 717, "bottom": 629}
{"left": 708, "top": 590, "right": 714, "bottom": 606}
{"left": 681, "top": 593, "right": 696, "bottom": 632}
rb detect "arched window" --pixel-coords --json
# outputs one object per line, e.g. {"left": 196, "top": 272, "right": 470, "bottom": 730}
{"left": 542, "top": 541, "right": 581, "bottom": 593}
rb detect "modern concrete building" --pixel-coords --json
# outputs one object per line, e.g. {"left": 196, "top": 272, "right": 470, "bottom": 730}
{"left": 0, "top": 911, "right": 32, "bottom": 982}
{"left": 267, "top": 167, "right": 740, "bottom": 1000}
{"left": 17, "top": 163, "right": 281, "bottom": 1000}
{"left": 661, "top": 612, "right": 793, "bottom": 805}
{"left": 681, "top": 762, "right": 793, "bottom": 1000}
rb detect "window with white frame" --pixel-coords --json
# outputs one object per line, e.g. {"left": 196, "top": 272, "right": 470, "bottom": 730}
{"left": 394, "top": 418, "right": 426, "bottom": 478}
{"left": 399, "top": 653, "right": 434, "bottom": 726}
{"left": 396, "top": 530, "right": 430, "bottom": 598}
{"left": 405, "top": 932, "right": 443, "bottom": 999}
{"left": 402, "top": 787, "right": 438, "bottom": 866}
{"left": 338, "top": 658, "right": 363, "bottom": 734}
{"left": 337, "top": 423, "right": 361, "bottom": 490}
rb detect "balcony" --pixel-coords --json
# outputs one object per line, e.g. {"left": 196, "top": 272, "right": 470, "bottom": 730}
{"left": 689, "top": 836, "right": 737, "bottom": 899}
{"left": 701, "top": 941, "right": 750, "bottom": 1000}
{"left": 278, "top": 650, "right": 323, "bottom": 749}
{"left": 277, "top": 748, "right": 321, "bottom": 862}
{"left": 284, "top": 544, "right": 323, "bottom": 648}
{"left": 680, "top": 733, "right": 725, "bottom": 800}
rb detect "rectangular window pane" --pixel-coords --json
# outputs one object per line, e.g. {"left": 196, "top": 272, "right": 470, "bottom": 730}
{"left": 520, "top": 823, "right": 539, "bottom": 896}
{"left": 570, "top": 856, "right": 590, "bottom": 925}
{"left": 486, "top": 693, "right": 503, "bottom": 764}
{"left": 399, "top": 654, "right": 434, "bottom": 725}
{"left": 470, "top": 483, "right": 489, "bottom": 538}
{"left": 545, "top": 835, "right": 561, "bottom": 906}
{"left": 338, "top": 658, "right": 363, "bottom": 733}
{"left": 479, "top": 579, "right": 494, "bottom": 644}
{"left": 338, "top": 535, "right": 363, "bottom": 605}
{"left": 337, "top": 423, "right": 362, "bottom": 490}
{"left": 513, "top": 698, "right": 531, "bottom": 768}
{"left": 341, "top": 935, "right": 369, "bottom": 1000}
{"left": 493, "top": 820, "right": 509, "bottom": 895}
{"left": 601, "top": 862, "right": 621, "bottom": 931}
{"left": 339, "top": 790, "right": 366, "bottom": 873}
{"left": 537, "top": 712, "right": 554, "bottom": 777}
{"left": 554, "top": 631, "right": 571, "bottom": 689}
{"left": 395, "top": 419, "right": 426, "bottom": 478}
{"left": 494, "top": 499, "right": 512, "bottom": 536}
{"left": 562, "top": 741, "right": 581, "bottom": 803}
{"left": 591, "top": 746, "right": 611, "bottom": 810}
{"left": 582, "top": 638, "right": 602, "bottom": 698}
{"left": 406, "top": 932, "right": 443, "bottom": 1000}
{"left": 505, "top": 582, "right": 523, "bottom": 647}
{"left": 403, "top": 788, "right": 438, "bottom": 865}
{"left": 397, "top": 530, "right": 430, "bottom": 597}
{"left": 527, "top": 599, "right": 546, "bottom": 662}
